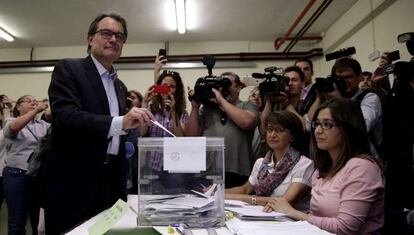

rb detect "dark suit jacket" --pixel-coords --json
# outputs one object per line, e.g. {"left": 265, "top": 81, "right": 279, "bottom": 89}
{"left": 298, "top": 84, "right": 317, "bottom": 115}
{"left": 43, "top": 56, "right": 128, "bottom": 233}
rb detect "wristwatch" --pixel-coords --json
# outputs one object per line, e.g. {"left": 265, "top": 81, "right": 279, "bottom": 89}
{"left": 251, "top": 195, "right": 257, "bottom": 205}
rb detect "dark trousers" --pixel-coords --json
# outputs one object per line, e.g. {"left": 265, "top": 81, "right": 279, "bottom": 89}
{"left": 225, "top": 172, "right": 248, "bottom": 189}
{"left": 44, "top": 159, "right": 126, "bottom": 235}
{"left": 3, "top": 166, "right": 39, "bottom": 235}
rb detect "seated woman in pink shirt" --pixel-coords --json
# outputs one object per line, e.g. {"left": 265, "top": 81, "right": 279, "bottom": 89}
{"left": 264, "top": 97, "right": 384, "bottom": 235}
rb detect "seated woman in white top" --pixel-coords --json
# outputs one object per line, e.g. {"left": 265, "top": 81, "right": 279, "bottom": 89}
{"left": 225, "top": 110, "right": 314, "bottom": 211}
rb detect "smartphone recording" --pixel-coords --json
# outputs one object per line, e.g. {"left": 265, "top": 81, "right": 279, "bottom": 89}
{"left": 159, "top": 49, "right": 167, "bottom": 58}
{"left": 154, "top": 85, "right": 171, "bottom": 94}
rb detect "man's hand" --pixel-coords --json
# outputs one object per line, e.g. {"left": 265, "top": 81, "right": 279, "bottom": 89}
{"left": 211, "top": 88, "right": 224, "bottom": 105}
{"left": 122, "top": 107, "right": 154, "bottom": 130}
{"left": 187, "top": 86, "right": 200, "bottom": 109}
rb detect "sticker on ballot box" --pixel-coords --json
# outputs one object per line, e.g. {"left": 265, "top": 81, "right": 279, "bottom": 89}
{"left": 163, "top": 137, "right": 206, "bottom": 173}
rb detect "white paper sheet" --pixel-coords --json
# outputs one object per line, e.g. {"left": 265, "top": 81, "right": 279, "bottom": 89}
{"left": 163, "top": 137, "right": 206, "bottom": 172}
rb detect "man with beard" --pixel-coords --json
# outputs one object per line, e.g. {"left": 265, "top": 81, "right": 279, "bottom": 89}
{"left": 186, "top": 72, "right": 259, "bottom": 188}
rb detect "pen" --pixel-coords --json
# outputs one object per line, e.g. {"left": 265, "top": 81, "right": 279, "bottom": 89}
{"left": 150, "top": 119, "right": 176, "bottom": 137}
{"left": 199, "top": 183, "right": 206, "bottom": 189}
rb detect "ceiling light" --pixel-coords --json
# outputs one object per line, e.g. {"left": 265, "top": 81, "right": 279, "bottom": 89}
{"left": 0, "top": 28, "right": 14, "bottom": 42}
{"left": 175, "top": 0, "right": 186, "bottom": 34}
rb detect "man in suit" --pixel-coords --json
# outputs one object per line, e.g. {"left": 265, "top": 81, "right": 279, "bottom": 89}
{"left": 43, "top": 13, "right": 154, "bottom": 234}
{"left": 294, "top": 58, "right": 316, "bottom": 115}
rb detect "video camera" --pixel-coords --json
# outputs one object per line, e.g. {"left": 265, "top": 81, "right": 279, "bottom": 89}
{"left": 251, "top": 67, "right": 290, "bottom": 97}
{"left": 392, "top": 32, "right": 414, "bottom": 83}
{"left": 381, "top": 50, "right": 401, "bottom": 76}
{"left": 190, "top": 55, "right": 232, "bottom": 105}
{"left": 313, "top": 74, "right": 347, "bottom": 96}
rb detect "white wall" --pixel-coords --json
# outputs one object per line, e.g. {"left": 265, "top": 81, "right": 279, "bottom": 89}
{"left": 0, "top": 40, "right": 297, "bottom": 104}
{"left": 318, "top": 0, "right": 413, "bottom": 75}
{"left": 1, "top": 0, "right": 413, "bottom": 104}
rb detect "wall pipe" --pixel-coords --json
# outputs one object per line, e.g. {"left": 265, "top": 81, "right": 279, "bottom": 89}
{"left": 0, "top": 49, "right": 323, "bottom": 70}
{"left": 283, "top": 0, "right": 333, "bottom": 53}
{"left": 274, "top": 0, "right": 317, "bottom": 50}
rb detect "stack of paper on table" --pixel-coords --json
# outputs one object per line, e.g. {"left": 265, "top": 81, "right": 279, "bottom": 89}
{"left": 226, "top": 205, "right": 288, "bottom": 221}
{"left": 226, "top": 218, "right": 335, "bottom": 235}
{"left": 143, "top": 194, "right": 217, "bottom": 219}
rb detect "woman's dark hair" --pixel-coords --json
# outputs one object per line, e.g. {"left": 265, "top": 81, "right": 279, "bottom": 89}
{"left": 127, "top": 90, "right": 143, "bottom": 108}
{"left": 310, "top": 97, "right": 372, "bottom": 178}
{"left": 151, "top": 70, "right": 186, "bottom": 117}
{"left": 266, "top": 110, "right": 305, "bottom": 154}
{"left": 87, "top": 13, "right": 128, "bottom": 53}
{"left": 12, "top": 95, "right": 31, "bottom": 117}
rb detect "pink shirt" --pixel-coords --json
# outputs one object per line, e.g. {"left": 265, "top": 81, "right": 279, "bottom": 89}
{"left": 307, "top": 158, "right": 384, "bottom": 235}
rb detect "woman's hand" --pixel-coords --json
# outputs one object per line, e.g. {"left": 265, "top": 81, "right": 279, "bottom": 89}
{"left": 1, "top": 95, "right": 13, "bottom": 109}
{"left": 142, "top": 86, "right": 155, "bottom": 108}
{"left": 36, "top": 101, "right": 48, "bottom": 113}
{"left": 263, "top": 197, "right": 294, "bottom": 214}
{"left": 164, "top": 94, "right": 176, "bottom": 112}
{"left": 154, "top": 54, "right": 167, "bottom": 73}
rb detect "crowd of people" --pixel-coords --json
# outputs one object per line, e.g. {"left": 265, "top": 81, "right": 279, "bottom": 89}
{"left": 0, "top": 12, "right": 413, "bottom": 235}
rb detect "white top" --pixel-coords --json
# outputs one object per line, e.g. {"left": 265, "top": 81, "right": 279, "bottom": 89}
{"left": 249, "top": 155, "right": 314, "bottom": 212}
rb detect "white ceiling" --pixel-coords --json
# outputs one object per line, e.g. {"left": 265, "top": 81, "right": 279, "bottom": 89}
{"left": 0, "top": 0, "right": 357, "bottom": 49}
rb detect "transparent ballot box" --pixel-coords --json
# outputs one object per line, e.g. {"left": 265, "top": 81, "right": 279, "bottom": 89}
{"left": 137, "top": 137, "right": 225, "bottom": 228}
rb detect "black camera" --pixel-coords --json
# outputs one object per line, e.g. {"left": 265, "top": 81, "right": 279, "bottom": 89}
{"left": 314, "top": 74, "right": 347, "bottom": 96}
{"left": 252, "top": 67, "right": 290, "bottom": 97}
{"left": 391, "top": 32, "right": 414, "bottom": 83}
{"left": 325, "top": 47, "right": 356, "bottom": 61}
{"left": 190, "top": 55, "right": 232, "bottom": 105}
{"left": 381, "top": 50, "right": 401, "bottom": 76}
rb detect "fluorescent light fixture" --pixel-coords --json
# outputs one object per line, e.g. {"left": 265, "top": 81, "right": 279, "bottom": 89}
{"left": 0, "top": 28, "right": 14, "bottom": 42}
{"left": 175, "top": 0, "right": 186, "bottom": 34}
{"left": 166, "top": 0, "right": 177, "bottom": 30}
{"left": 185, "top": 0, "right": 196, "bottom": 30}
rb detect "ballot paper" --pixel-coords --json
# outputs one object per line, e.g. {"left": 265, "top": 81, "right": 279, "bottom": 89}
{"left": 226, "top": 218, "right": 335, "bottom": 235}
{"left": 227, "top": 205, "right": 287, "bottom": 221}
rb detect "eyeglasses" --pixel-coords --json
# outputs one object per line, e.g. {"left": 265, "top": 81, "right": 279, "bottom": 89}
{"left": 311, "top": 120, "right": 338, "bottom": 130}
{"left": 95, "top": 29, "right": 126, "bottom": 43}
{"left": 20, "top": 99, "right": 38, "bottom": 105}
{"left": 266, "top": 126, "right": 288, "bottom": 134}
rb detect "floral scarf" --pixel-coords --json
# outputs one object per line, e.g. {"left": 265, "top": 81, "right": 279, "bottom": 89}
{"left": 253, "top": 147, "right": 301, "bottom": 196}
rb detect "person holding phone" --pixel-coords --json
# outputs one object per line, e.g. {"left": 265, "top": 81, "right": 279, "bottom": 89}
{"left": 141, "top": 69, "right": 187, "bottom": 138}
{"left": 141, "top": 69, "right": 189, "bottom": 192}
{"left": 154, "top": 49, "right": 168, "bottom": 82}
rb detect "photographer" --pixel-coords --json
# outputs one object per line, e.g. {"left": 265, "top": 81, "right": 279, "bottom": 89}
{"left": 378, "top": 33, "right": 414, "bottom": 233}
{"left": 186, "top": 72, "right": 259, "bottom": 188}
{"left": 259, "top": 66, "right": 307, "bottom": 155}
{"left": 307, "top": 57, "right": 383, "bottom": 159}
